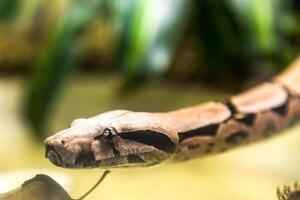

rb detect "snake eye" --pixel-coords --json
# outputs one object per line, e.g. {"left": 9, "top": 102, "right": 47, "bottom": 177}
{"left": 102, "top": 127, "right": 118, "bottom": 142}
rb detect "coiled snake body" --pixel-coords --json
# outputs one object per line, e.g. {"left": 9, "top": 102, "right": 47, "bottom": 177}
{"left": 45, "top": 58, "right": 300, "bottom": 169}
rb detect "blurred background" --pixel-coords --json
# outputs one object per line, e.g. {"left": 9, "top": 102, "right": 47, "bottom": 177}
{"left": 1, "top": 0, "right": 300, "bottom": 199}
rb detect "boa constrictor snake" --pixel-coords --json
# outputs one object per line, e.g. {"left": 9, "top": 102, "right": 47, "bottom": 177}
{"left": 45, "top": 58, "right": 300, "bottom": 169}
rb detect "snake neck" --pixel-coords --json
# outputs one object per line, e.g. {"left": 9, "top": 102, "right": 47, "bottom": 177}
{"left": 166, "top": 58, "right": 300, "bottom": 162}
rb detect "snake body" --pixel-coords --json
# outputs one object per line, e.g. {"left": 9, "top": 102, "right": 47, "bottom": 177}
{"left": 45, "top": 58, "right": 300, "bottom": 169}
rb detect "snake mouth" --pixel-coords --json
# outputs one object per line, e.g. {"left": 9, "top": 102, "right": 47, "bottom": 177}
{"left": 45, "top": 144, "right": 101, "bottom": 168}
{"left": 45, "top": 145, "right": 63, "bottom": 166}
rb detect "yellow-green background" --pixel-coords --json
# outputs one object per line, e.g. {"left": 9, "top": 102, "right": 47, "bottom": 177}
{"left": 1, "top": 0, "right": 300, "bottom": 199}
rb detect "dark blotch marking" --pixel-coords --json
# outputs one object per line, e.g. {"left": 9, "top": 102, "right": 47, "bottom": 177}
{"left": 119, "top": 130, "right": 176, "bottom": 153}
{"left": 289, "top": 114, "right": 300, "bottom": 126}
{"left": 188, "top": 143, "right": 201, "bottom": 150}
{"left": 262, "top": 123, "right": 277, "bottom": 138}
{"left": 75, "top": 150, "right": 95, "bottom": 167}
{"left": 127, "top": 154, "right": 145, "bottom": 163}
{"left": 204, "top": 146, "right": 213, "bottom": 154}
{"left": 236, "top": 114, "right": 256, "bottom": 126}
{"left": 207, "top": 142, "right": 214, "bottom": 148}
{"left": 204, "top": 148, "right": 211, "bottom": 154}
{"left": 112, "top": 145, "right": 120, "bottom": 157}
{"left": 225, "top": 131, "right": 249, "bottom": 144}
{"left": 179, "top": 124, "right": 220, "bottom": 143}
{"left": 272, "top": 102, "right": 288, "bottom": 117}
{"left": 188, "top": 142, "right": 215, "bottom": 154}
{"left": 205, "top": 143, "right": 215, "bottom": 154}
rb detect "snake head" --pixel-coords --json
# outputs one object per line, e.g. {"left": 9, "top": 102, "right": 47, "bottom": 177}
{"left": 44, "top": 110, "right": 178, "bottom": 169}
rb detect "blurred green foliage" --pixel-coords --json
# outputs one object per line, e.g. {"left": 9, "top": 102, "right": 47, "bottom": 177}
{"left": 0, "top": 0, "right": 20, "bottom": 20}
{"left": 24, "top": 0, "right": 104, "bottom": 139}
{"left": 113, "top": 0, "right": 189, "bottom": 83}
{"left": 0, "top": 0, "right": 299, "bottom": 139}
{"left": 187, "top": 0, "right": 292, "bottom": 83}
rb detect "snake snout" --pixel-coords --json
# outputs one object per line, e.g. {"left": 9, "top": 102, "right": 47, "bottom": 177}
{"left": 45, "top": 144, "right": 63, "bottom": 166}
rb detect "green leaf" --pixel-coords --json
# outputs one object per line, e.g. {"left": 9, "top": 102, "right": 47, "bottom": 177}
{"left": 228, "top": 0, "right": 280, "bottom": 54}
{"left": 194, "top": 0, "right": 249, "bottom": 69}
{"left": 0, "top": 0, "right": 20, "bottom": 21}
{"left": 24, "top": 0, "right": 104, "bottom": 140}
{"left": 112, "top": 0, "right": 190, "bottom": 84}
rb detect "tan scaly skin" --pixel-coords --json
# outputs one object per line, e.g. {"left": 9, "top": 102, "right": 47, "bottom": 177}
{"left": 45, "top": 58, "right": 300, "bottom": 169}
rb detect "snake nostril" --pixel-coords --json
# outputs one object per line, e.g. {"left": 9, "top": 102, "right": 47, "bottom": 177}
{"left": 61, "top": 140, "right": 66, "bottom": 145}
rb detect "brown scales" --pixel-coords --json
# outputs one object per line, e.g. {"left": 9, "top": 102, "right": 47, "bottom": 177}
{"left": 171, "top": 58, "right": 300, "bottom": 162}
{"left": 44, "top": 57, "right": 300, "bottom": 168}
